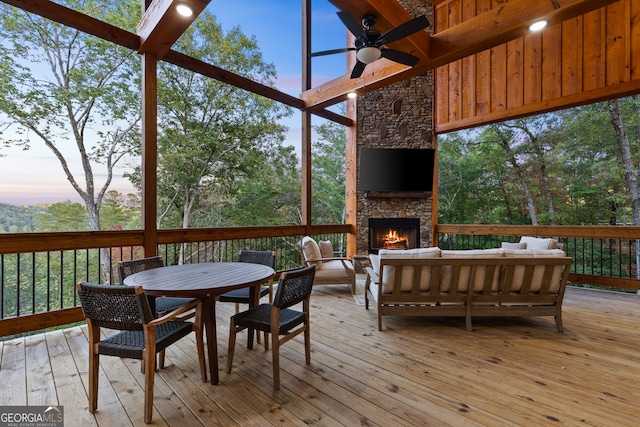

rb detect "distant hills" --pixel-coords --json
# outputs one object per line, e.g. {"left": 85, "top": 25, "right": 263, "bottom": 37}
{"left": 0, "top": 203, "right": 46, "bottom": 233}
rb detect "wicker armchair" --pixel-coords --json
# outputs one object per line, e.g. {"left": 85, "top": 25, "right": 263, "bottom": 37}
{"left": 219, "top": 250, "right": 276, "bottom": 311}
{"left": 76, "top": 282, "right": 205, "bottom": 424}
{"left": 227, "top": 265, "right": 315, "bottom": 390}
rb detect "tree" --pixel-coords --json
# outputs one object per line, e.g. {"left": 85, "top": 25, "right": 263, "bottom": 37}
{"left": 312, "top": 121, "right": 347, "bottom": 225}
{"left": 149, "top": 12, "right": 292, "bottom": 231}
{"left": 0, "top": 0, "right": 141, "bottom": 280}
{"left": 100, "top": 190, "right": 140, "bottom": 230}
{"left": 608, "top": 97, "right": 640, "bottom": 279}
{"left": 222, "top": 145, "right": 302, "bottom": 227}
{"left": 35, "top": 201, "right": 89, "bottom": 232}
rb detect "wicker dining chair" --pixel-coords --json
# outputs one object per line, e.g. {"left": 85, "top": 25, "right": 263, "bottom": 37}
{"left": 76, "top": 282, "right": 205, "bottom": 424}
{"left": 117, "top": 256, "right": 195, "bottom": 316}
{"left": 117, "top": 256, "right": 199, "bottom": 368}
{"left": 218, "top": 250, "right": 276, "bottom": 311}
{"left": 227, "top": 265, "right": 315, "bottom": 390}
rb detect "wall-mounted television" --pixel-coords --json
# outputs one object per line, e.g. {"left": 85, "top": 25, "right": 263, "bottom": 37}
{"left": 358, "top": 147, "right": 435, "bottom": 194}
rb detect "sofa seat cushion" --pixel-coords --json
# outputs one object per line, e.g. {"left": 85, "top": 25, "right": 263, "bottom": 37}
{"left": 519, "top": 236, "right": 558, "bottom": 250}
{"left": 440, "top": 249, "right": 505, "bottom": 292}
{"left": 503, "top": 249, "right": 566, "bottom": 292}
{"left": 378, "top": 247, "right": 441, "bottom": 293}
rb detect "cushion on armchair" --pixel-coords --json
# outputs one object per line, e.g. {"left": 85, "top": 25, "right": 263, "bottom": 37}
{"left": 300, "top": 236, "right": 323, "bottom": 267}
{"left": 319, "top": 240, "right": 334, "bottom": 258}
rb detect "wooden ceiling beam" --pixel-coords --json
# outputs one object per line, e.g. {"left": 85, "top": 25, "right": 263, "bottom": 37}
{"left": 2, "top": 0, "right": 139, "bottom": 50}
{"left": 137, "top": 0, "right": 209, "bottom": 58}
{"left": 302, "top": 0, "right": 621, "bottom": 110}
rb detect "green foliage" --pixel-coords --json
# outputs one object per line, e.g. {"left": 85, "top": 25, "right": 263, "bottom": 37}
{"left": 35, "top": 201, "right": 89, "bottom": 232}
{"left": 0, "top": 203, "right": 45, "bottom": 233}
{"left": 0, "top": 0, "right": 142, "bottom": 232}
{"left": 312, "top": 120, "right": 347, "bottom": 224}
{"left": 438, "top": 100, "right": 638, "bottom": 226}
{"left": 144, "top": 11, "right": 294, "bottom": 229}
{"left": 100, "top": 190, "right": 140, "bottom": 230}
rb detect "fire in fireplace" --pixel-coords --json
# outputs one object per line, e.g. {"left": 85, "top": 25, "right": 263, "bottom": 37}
{"left": 368, "top": 218, "right": 420, "bottom": 254}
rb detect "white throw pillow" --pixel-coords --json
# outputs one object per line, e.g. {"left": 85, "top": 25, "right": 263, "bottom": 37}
{"left": 502, "top": 242, "right": 527, "bottom": 250}
{"left": 519, "top": 236, "right": 557, "bottom": 250}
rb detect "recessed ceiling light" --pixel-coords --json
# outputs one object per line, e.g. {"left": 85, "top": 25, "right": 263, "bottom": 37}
{"left": 176, "top": 3, "right": 193, "bottom": 17}
{"left": 529, "top": 20, "right": 547, "bottom": 32}
{"left": 347, "top": 92, "right": 357, "bottom": 99}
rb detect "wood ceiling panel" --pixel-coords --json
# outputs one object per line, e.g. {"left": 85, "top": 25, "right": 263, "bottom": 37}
{"left": 304, "top": 0, "right": 621, "bottom": 110}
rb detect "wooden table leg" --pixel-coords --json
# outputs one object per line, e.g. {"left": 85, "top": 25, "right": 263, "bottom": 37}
{"left": 247, "top": 284, "right": 260, "bottom": 349}
{"left": 202, "top": 295, "right": 218, "bottom": 385}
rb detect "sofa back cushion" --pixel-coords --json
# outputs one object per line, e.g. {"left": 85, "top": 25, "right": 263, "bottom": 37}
{"left": 440, "top": 249, "right": 505, "bottom": 292}
{"left": 503, "top": 249, "right": 566, "bottom": 292}
{"left": 378, "top": 247, "right": 442, "bottom": 293}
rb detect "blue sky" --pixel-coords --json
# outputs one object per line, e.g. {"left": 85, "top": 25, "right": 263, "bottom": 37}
{"left": 0, "top": 0, "right": 350, "bottom": 205}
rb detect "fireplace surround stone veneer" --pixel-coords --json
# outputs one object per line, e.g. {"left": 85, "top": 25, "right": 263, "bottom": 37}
{"left": 354, "top": 1, "right": 434, "bottom": 255}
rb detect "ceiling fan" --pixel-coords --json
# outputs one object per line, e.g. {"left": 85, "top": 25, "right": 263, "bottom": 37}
{"left": 311, "top": 11, "right": 430, "bottom": 79}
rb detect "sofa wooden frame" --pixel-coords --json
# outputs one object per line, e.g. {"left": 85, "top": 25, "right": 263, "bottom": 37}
{"left": 365, "top": 256, "right": 572, "bottom": 332}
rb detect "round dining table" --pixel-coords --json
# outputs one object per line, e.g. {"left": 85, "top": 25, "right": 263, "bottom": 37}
{"left": 123, "top": 262, "right": 275, "bottom": 385}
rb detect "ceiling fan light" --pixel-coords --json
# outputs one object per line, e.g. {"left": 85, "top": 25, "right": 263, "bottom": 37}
{"left": 356, "top": 47, "right": 382, "bottom": 64}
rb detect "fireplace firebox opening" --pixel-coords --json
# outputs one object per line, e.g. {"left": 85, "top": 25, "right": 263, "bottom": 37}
{"left": 368, "top": 218, "right": 420, "bottom": 254}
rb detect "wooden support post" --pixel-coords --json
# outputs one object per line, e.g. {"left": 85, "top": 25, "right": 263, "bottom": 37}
{"left": 141, "top": 53, "right": 158, "bottom": 257}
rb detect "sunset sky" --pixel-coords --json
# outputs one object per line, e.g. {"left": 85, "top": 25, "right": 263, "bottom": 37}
{"left": 0, "top": 0, "right": 347, "bottom": 206}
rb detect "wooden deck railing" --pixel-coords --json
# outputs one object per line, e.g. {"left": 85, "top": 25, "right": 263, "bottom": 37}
{"left": 2, "top": 223, "right": 637, "bottom": 338}
{"left": 0, "top": 224, "right": 352, "bottom": 338}
{"left": 435, "top": 224, "right": 640, "bottom": 292}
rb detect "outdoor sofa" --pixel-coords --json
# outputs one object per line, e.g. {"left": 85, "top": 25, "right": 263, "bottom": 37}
{"left": 365, "top": 237, "right": 572, "bottom": 331}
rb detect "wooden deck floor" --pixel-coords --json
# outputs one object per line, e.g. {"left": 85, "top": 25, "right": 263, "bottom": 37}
{"left": 1, "top": 284, "right": 639, "bottom": 426}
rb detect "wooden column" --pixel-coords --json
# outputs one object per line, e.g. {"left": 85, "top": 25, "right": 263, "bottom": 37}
{"left": 301, "top": 0, "right": 312, "bottom": 229}
{"left": 344, "top": 28, "right": 358, "bottom": 257}
{"left": 141, "top": 53, "right": 158, "bottom": 256}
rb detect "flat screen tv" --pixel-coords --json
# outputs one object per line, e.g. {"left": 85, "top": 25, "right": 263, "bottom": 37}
{"left": 359, "top": 147, "right": 435, "bottom": 193}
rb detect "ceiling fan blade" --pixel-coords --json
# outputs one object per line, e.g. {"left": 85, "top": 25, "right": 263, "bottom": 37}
{"left": 310, "top": 47, "right": 356, "bottom": 57}
{"left": 337, "top": 11, "right": 365, "bottom": 38}
{"left": 350, "top": 61, "right": 366, "bottom": 79}
{"left": 380, "top": 49, "right": 421, "bottom": 66}
{"left": 376, "top": 15, "right": 429, "bottom": 46}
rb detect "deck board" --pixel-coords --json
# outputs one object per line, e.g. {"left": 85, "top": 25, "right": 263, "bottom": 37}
{"left": 0, "top": 285, "right": 639, "bottom": 426}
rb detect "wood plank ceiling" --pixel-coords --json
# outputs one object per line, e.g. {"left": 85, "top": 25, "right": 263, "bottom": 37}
{"left": 302, "top": 0, "right": 621, "bottom": 111}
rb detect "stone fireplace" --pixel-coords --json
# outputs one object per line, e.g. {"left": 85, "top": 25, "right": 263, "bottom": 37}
{"left": 353, "top": 2, "right": 434, "bottom": 255}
